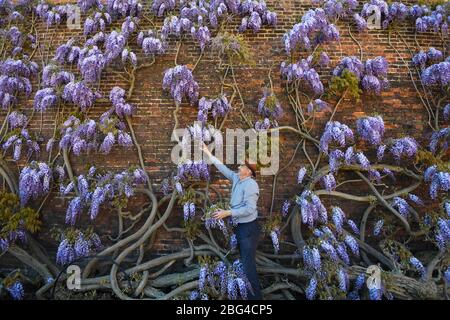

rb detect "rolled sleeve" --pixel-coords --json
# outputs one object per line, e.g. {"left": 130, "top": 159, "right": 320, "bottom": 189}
{"left": 231, "top": 184, "right": 259, "bottom": 218}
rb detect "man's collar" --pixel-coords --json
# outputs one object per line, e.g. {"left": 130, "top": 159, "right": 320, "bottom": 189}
{"left": 239, "top": 175, "right": 252, "bottom": 182}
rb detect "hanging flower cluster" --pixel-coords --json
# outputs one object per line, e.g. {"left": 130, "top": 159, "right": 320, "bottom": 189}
{"left": 429, "top": 127, "right": 449, "bottom": 155}
{"left": 0, "top": 58, "right": 36, "bottom": 109}
{"left": 424, "top": 165, "right": 450, "bottom": 200}
{"left": 280, "top": 56, "right": 324, "bottom": 95}
{"left": 137, "top": 29, "right": 166, "bottom": 56}
{"left": 420, "top": 58, "right": 450, "bottom": 88}
{"left": 151, "top": 0, "right": 176, "bottom": 17}
{"left": 2, "top": 128, "right": 40, "bottom": 161}
{"left": 6, "top": 281, "right": 24, "bottom": 300}
{"left": 42, "top": 64, "right": 74, "bottom": 88}
{"left": 356, "top": 115, "right": 385, "bottom": 146}
{"left": 62, "top": 81, "right": 102, "bottom": 112}
{"left": 412, "top": 47, "right": 444, "bottom": 68}
{"left": 56, "top": 228, "right": 102, "bottom": 265}
{"left": 319, "top": 121, "right": 354, "bottom": 154}
{"left": 190, "top": 259, "right": 253, "bottom": 300}
{"left": 175, "top": 160, "right": 210, "bottom": 183}
{"left": 296, "top": 190, "right": 328, "bottom": 228}
{"left": 257, "top": 88, "right": 283, "bottom": 119}
{"left": 54, "top": 39, "right": 83, "bottom": 65}
{"left": 313, "top": 0, "right": 358, "bottom": 20}
{"left": 109, "top": 86, "right": 135, "bottom": 118}
{"left": 35, "top": 2, "right": 78, "bottom": 27}
{"left": 59, "top": 115, "right": 97, "bottom": 155}
{"left": 19, "top": 161, "right": 52, "bottom": 206}
{"left": 197, "top": 94, "right": 231, "bottom": 123}
{"left": 84, "top": 11, "right": 112, "bottom": 36}
{"left": 61, "top": 166, "right": 146, "bottom": 224}
{"left": 162, "top": 65, "right": 199, "bottom": 105}
{"left": 106, "top": 0, "right": 142, "bottom": 19}
{"left": 283, "top": 8, "right": 339, "bottom": 55}
{"left": 77, "top": 0, "right": 103, "bottom": 13}
{"left": 414, "top": 3, "right": 449, "bottom": 34}
{"left": 388, "top": 137, "right": 418, "bottom": 162}
{"left": 98, "top": 112, "right": 133, "bottom": 153}
{"left": 333, "top": 56, "right": 389, "bottom": 95}
{"left": 237, "top": 0, "right": 277, "bottom": 33}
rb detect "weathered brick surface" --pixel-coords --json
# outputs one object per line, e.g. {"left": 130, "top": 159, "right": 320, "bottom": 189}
{"left": 0, "top": 0, "right": 446, "bottom": 261}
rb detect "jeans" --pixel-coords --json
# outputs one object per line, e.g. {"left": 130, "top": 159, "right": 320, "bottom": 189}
{"left": 235, "top": 219, "right": 262, "bottom": 300}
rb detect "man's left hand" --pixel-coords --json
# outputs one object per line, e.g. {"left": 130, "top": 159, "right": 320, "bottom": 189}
{"left": 213, "top": 210, "right": 231, "bottom": 220}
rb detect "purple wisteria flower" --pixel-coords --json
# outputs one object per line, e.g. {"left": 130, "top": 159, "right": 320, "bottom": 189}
{"left": 19, "top": 161, "right": 51, "bottom": 206}
{"left": 254, "top": 118, "right": 277, "bottom": 131}
{"left": 429, "top": 127, "right": 449, "bottom": 154}
{"left": 163, "top": 65, "right": 199, "bottom": 105}
{"left": 257, "top": 89, "right": 283, "bottom": 119}
{"left": 346, "top": 219, "right": 360, "bottom": 235}
{"left": 414, "top": 4, "right": 449, "bottom": 34}
{"left": 109, "top": 86, "right": 135, "bottom": 117}
{"left": 333, "top": 56, "right": 364, "bottom": 79}
{"left": 270, "top": 227, "right": 280, "bottom": 254}
{"left": 283, "top": 8, "right": 339, "bottom": 55}
{"left": 34, "top": 88, "right": 57, "bottom": 112}
{"left": 328, "top": 149, "right": 344, "bottom": 173}
{"left": 296, "top": 190, "right": 328, "bottom": 228}
{"left": 297, "top": 167, "right": 307, "bottom": 184}
{"left": 59, "top": 115, "right": 98, "bottom": 155}
{"left": 106, "top": 0, "right": 142, "bottom": 19}
{"left": 423, "top": 166, "right": 450, "bottom": 199}
{"left": 62, "top": 81, "right": 101, "bottom": 111}
{"left": 281, "top": 200, "right": 290, "bottom": 217}
{"left": 305, "top": 276, "right": 317, "bottom": 300}
{"left": 337, "top": 267, "right": 348, "bottom": 292}
{"left": 408, "top": 193, "right": 424, "bottom": 206}
{"left": 151, "top": 0, "right": 176, "bottom": 17}
{"left": 197, "top": 94, "right": 231, "bottom": 123}
{"left": 332, "top": 206, "right": 346, "bottom": 233}
{"left": 319, "top": 240, "right": 338, "bottom": 262}
{"left": 389, "top": 137, "right": 418, "bottom": 162}
{"left": 356, "top": 115, "right": 384, "bottom": 146}
{"left": 280, "top": 58, "right": 324, "bottom": 95}
{"left": 319, "top": 121, "right": 354, "bottom": 154}
{"left": 176, "top": 160, "right": 210, "bottom": 182}
{"left": 2, "top": 129, "right": 40, "bottom": 161}
{"left": 353, "top": 13, "right": 367, "bottom": 32}
{"left": 238, "top": 0, "right": 277, "bottom": 33}
{"left": 307, "top": 98, "right": 330, "bottom": 114}
{"left": 322, "top": 173, "right": 336, "bottom": 192}
{"left": 7, "top": 281, "right": 24, "bottom": 300}
{"left": 376, "top": 144, "right": 386, "bottom": 161}
{"left": 421, "top": 61, "right": 450, "bottom": 87}
{"left": 392, "top": 196, "right": 410, "bottom": 218}
{"left": 409, "top": 256, "right": 426, "bottom": 279}
{"left": 139, "top": 30, "right": 166, "bottom": 55}
{"left": 344, "top": 234, "right": 359, "bottom": 255}
{"left": 56, "top": 230, "right": 102, "bottom": 265}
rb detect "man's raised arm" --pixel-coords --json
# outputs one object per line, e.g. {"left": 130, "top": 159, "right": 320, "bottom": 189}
{"left": 202, "top": 143, "right": 237, "bottom": 182}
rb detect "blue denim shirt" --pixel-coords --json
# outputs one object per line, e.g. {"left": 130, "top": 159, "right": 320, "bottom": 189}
{"left": 210, "top": 156, "right": 259, "bottom": 224}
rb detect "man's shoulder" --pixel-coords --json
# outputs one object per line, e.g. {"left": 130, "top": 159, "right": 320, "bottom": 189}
{"left": 244, "top": 177, "right": 259, "bottom": 189}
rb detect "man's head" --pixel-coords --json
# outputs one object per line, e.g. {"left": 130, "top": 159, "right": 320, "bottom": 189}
{"left": 238, "top": 161, "right": 257, "bottom": 180}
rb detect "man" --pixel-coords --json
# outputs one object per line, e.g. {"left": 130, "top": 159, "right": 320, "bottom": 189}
{"left": 201, "top": 142, "right": 262, "bottom": 300}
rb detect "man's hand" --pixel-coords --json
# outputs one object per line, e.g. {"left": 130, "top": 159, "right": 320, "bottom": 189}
{"left": 213, "top": 210, "right": 231, "bottom": 220}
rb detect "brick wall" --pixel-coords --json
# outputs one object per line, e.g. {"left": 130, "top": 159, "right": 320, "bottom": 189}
{"left": 1, "top": 0, "right": 446, "bottom": 261}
